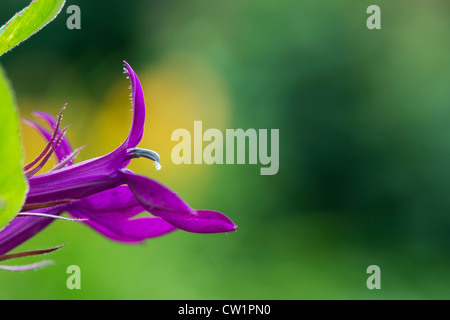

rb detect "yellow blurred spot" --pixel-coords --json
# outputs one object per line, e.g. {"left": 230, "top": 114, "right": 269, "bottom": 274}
{"left": 90, "top": 55, "right": 232, "bottom": 191}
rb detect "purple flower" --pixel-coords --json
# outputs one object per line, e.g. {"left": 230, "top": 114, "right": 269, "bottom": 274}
{"left": 0, "top": 61, "right": 237, "bottom": 264}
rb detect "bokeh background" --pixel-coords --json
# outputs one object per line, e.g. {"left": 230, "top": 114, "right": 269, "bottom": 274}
{"left": 1, "top": 0, "right": 450, "bottom": 299}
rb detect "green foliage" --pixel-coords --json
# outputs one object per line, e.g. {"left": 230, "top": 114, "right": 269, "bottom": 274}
{"left": 0, "top": 0, "right": 66, "bottom": 57}
{"left": 0, "top": 0, "right": 66, "bottom": 229}
{"left": 0, "top": 66, "right": 28, "bottom": 230}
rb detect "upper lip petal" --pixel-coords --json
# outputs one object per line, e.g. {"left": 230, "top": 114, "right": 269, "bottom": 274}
{"left": 24, "top": 61, "right": 148, "bottom": 206}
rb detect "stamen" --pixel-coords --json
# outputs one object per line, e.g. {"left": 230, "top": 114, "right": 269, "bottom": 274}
{"left": 125, "top": 147, "right": 162, "bottom": 170}
{"left": 16, "top": 212, "right": 88, "bottom": 222}
{"left": 21, "top": 199, "right": 76, "bottom": 211}
{"left": 0, "top": 260, "right": 54, "bottom": 271}
{"left": 0, "top": 244, "right": 65, "bottom": 262}
{"left": 24, "top": 125, "right": 71, "bottom": 178}
{"left": 50, "top": 146, "right": 85, "bottom": 171}
{"left": 22, "top": 104, "right": 66, "bottom": 170}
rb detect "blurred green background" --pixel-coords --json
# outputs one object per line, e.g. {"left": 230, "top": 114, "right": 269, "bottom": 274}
{"left": 1, "top": 0, "right": 450, "bottom": 299}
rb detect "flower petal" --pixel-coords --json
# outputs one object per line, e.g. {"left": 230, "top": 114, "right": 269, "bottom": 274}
{"left": 123, "top": 61, "right": 146, "bottom": 149}
{"left": 70, "top": 185, "right": 143, "bottom": 218}
{"left": 121, "top": 170, "right": 237, "bottom": 234}
{"left": 25, "top": 63, "right": 148, "bottom": 206}
{"left": 68, "top": 186, "right": 177, "bottom": 243}
{"left": 0, "top": 205, "right": 67, "bottom": 255}
{"left": 25, "top": 146, "right": 126, "bottom": 206}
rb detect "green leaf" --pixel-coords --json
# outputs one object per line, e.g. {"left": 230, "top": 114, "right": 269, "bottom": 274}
{"left": 0, "top": 66, "right": 28, "bottom": 230}
{"left": 0, "top": 0, "right": 66, "bottom": 57}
